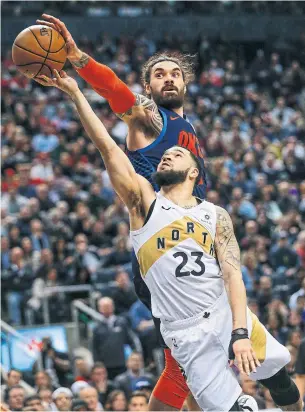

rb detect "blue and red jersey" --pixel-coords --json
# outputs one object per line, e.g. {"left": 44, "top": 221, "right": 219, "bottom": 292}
{"left": 126, "top": 106, "right": 205, "bottom": 198}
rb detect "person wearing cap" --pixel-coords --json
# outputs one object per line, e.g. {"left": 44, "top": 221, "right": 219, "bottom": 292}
{"left": 52, "top": 388, "right": 73, "bottom": 411}
{"left": 71, "top": 399, "right": 89, "bottom": 412}
{"left": 114, "top": 352, "right": 155, "bottom": 399}
{"left": 128, "top": 391, "right": 149, "bottom": 412}
{"left": 134, "top": 378, "right": 154, "bottom": 399}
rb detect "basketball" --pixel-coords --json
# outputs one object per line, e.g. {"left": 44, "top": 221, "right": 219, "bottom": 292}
{"left": 12, "top": 25, "right": 67, "bottom": 79}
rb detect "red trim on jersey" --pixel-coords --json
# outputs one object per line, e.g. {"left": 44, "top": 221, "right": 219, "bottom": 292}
{"left": 152, "top": 349, "right": 189, "bottom": 409}
{"left": 77, "top": 57, "right": 136, "bottom": 113}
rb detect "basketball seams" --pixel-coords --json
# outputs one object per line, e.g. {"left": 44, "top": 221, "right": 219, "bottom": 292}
{"left": 13, "top": 43, "right": 66, "bottom": 64}
{"left": 16, "top": 62, "right": 52, "bottom": 77}
{"left": 29, "top": 28, "right": 66, "bottom": 53}
{"left": 34, "top": 29, "right": 53, "bottom": 78}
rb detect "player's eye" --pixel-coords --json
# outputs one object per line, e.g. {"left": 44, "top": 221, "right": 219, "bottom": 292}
{"left": 155, "top": 73, "right": 163, "bottom": 78}
{"left": 173, "top": 72, "right": 180, "bottom": 77}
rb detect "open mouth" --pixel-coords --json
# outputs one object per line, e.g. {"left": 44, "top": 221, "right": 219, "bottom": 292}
{"left": 162, "top": 86, "right": 178, "bottom": 93}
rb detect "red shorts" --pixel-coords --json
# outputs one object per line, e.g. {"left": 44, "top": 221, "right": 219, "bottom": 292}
{"left": 152, "top": 348, "right": 190, "bottom": 409}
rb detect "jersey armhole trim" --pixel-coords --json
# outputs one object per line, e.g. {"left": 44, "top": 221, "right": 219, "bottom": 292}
{"left": 137, "top": 109, "right": 167, "bottom": 153}
{"left": 143, "top": 199, "right": 156, "bottom": 225}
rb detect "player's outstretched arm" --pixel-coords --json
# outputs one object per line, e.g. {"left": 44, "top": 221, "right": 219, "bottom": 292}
{"left": 36, "top": 15, "right": 163, "bottom": 134}
{"left": 214, "top": 206, "right": 260, "bottom": 375}
{"left": 36, "top": 70, "right": 155, "bottom": 219}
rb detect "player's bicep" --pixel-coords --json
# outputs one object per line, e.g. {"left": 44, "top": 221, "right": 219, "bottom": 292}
{"left": 214, "top": 206, "right": 242, "bottom": 277}
{"left": 116, "top": 93, "right": 163, "bottom": 135}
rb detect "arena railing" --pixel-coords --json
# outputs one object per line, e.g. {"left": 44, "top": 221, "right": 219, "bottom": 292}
{"left": 0, "top": 320, "right": 43, "bottom": 370}
{"left": 42, "top": 284, "right": 96, "bottom": 324}
{"left": 71, "top": 299, "right": 143, "bottom": 354}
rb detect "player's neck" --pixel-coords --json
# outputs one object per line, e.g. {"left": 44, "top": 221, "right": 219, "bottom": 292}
{"left": 160, "top": 184, "right": 195, "bottom": 207}
{"left": 171, "top": 107, "right": 184, "bottom": 117}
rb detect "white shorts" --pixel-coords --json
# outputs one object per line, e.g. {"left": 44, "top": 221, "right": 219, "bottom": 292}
{"left": 160, "top": 291, "right": 290, "bottom": 411}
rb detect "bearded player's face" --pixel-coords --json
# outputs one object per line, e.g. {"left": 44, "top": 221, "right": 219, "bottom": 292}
{"left": 146, "top": 61, "right": 185, "bottom": 109}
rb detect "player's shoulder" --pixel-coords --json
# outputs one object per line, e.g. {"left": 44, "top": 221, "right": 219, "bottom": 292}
{"left": 215, "top": 206, "right": 233, "bottom": 226}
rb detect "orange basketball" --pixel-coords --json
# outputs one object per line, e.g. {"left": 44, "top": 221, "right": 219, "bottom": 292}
{"left": 12, "top": 25, "right": 67, "bottom": 79}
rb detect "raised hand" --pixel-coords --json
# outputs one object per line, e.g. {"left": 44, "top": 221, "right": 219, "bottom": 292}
{"left": 36, "top": 14, "right": 82, "bottom": 61}
{"left": 36, "top": 69, "right": 80, "bottom": 96}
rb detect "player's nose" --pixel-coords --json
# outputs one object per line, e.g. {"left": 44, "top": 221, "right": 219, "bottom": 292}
{"left": 164, "top": 76, "right": 174, "bottom": 84}
{"left": 163, "top": 154, "right": 173, "bottom": 162}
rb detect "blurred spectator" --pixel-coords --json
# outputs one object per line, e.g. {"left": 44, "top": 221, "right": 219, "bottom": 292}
{"left": 2, "top": 247, "right": 35, "bottom": 325}
{"left": 71, "top": 399, "right": 89, "bottom": 411}
{"left": 128, "top": 391, "right": 149, "bottom": 411}
{"left": 32, "top": 124, "right": 59, "bottom": 153}
{"left": 34, "top": 371, "right": 53, "bottom": 392}
{"left": 38, "top": 387, "right": 53, "bottom": 410}
{"left": 92, "top": 297, "right": 141, "bottom": 379}
{"left": 1, "top": 369, "right": 34, "bottom": 403}
{"left": 103, "top": 236, "right": 131, "bottom": 268}
{"left": 33, "top": 337, "right": 70, "bottom": 388}
{"left": 30, "top": 153, "right": 54, "bottom": 182}
{"left": 114, "top": 352, "right": 155, "bottom": 399}
{"left": 74, "top": 357, "right": 91, "bottom": 382}
{"left": 52, "top": 387, "right": 73, "bottom": 411}
{"left": 90, "top": 362, "right": 118, "bottom": 406}
{"left": 30, "top": 220, "right": 50, "bottom": 251}
{"left": 23, "top": 394, "right": 45, "bottom": 411}
{"left": 269, "top": 231, "right": 300, "bottom": 277}
{"left": 105, "top": 389, "right": 127, "bottom": 411}
{"left": 7, "top": 385, "right": 26, "bottom": 412}
{"left": 79, "top": 386, "right": 103, "bottom": 411}
{"left": 112, "top": 269, "right": 137, "bottom": 315}
{"left": 289, "top": 278, "right": 305, "bottom": 310}
{"left": 2, "top": 186, "right": 28, "bottom": 216}
{"left": 129, "top": 300, "right": 158, "bottom": 364}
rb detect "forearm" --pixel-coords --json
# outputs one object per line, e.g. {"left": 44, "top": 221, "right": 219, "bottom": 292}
{"left": 70, "top": 89, "right": 140, "bottom": 208}
{"left": 225, "top": 271, "right": 248, "bottom": 330}
{"left": 71, "top": 53, "right": 136, "bottom": 113}
{"left": 215, "top": 206, "right": 248, "bottom": 331}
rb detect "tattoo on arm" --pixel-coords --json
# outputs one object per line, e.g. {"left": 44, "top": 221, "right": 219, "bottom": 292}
{"left": 71, "top": 53, "right": 90, "bottom": 69}
{"left": 215, "top": 207, "right": 241, "bottom": 271}
{"left": 117, "top": 94, "right": 163, "bottom": 135}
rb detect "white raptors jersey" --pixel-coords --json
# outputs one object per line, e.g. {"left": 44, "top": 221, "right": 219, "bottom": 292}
{"left": 130, "top": 193, "right": 224, "bottom": 322}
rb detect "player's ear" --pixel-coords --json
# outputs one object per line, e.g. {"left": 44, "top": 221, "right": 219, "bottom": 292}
{"left": 145, "top": 83, "right": 151, "bottom": 97}
{"left": 184, "top": 85, "right": 187, "bottom": 94}
{"left": 190, "top": 166, "right": 199, "bottom": 181}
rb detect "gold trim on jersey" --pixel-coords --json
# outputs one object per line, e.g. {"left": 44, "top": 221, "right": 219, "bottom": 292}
{"left": 137, "top": 216, "right": 215, "bottom": 277}
{"left": 250, "top": 312, "right": 267, "bottom": 363}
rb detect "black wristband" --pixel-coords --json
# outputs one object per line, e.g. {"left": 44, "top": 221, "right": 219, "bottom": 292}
{"left": 228, "top": 329, "right": 249, "bottom": 360}
{"left": 232, "top": 328, "right": 248, "bottom": 337}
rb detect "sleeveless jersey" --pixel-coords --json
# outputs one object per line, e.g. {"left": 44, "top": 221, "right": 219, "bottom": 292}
{"left": 130, "top": 193, "right": 224, "bottom": 322}
{"left": 126, "top": 106, "right": 205, "bottom": 198}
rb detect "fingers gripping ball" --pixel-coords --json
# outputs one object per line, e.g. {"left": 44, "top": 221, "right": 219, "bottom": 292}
{"left": 12, "top": 25, "right": 67, "bottom": 79}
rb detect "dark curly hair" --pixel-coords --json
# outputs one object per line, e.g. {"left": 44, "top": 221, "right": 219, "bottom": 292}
{"left": 141, "top": 51, "right": 196, "bottom": 86}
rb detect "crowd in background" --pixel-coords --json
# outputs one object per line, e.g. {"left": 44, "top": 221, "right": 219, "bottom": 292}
{"left": 2, "top": 1, "right": 305, "bottom": 17}
{"left": 1, "top": 4, "right": 305, "bottom": 410}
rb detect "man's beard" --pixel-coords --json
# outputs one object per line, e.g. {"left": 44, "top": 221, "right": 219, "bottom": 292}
{"left": 151, "top": 88, "right": 184, "bottom": 110}
{"left": 152, "top": 169, "right": 189, "bottom": 187}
